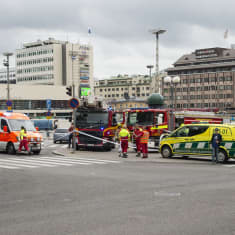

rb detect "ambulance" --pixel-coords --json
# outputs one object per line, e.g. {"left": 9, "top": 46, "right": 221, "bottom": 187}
{"left": 0, "top": 112, "right": 43, "bottom": 154}
{"left": 160, "top": 124, "right": 235, "bottom": 163}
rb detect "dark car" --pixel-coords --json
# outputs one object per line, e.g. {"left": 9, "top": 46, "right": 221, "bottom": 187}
{"left": 53, "top": 128, "right": 69, "bottom": 143}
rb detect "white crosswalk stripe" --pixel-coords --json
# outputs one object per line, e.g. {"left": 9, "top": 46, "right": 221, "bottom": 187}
{"left": 0, "top": 156, "right": 121, "bottom": 170}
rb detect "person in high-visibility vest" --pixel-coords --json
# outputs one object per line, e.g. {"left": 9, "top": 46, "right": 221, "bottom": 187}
{"left": 18, "top": 126, "right": 30, "bottom": 154}
{"left": 118, "top": 125, "right": 130, "bottom": 158}
{"left": 139, "top": 126, "right": 150, "bottom": 158}
{"left": 133, "top": 124, "right": 143, "bottom": 157}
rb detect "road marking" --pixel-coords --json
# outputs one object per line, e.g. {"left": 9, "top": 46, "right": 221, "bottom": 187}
{"left": 61, "top": 145, "right": 68, "bottom": 148}
{"left": 0, "top": 164, "right": 20, "bottom": 169}
{"left": 11, "top": 158, "right": 68, "bottom": 167}
{"left": 68, "top": 157, "right": 121, "bottom": 163}
{"left": 37, "top": 157, "right": 92, "bottom": 165}
{"left": 49, "top": 144, "right": 57, "bottom": 148}
{"left": 0, "top": 160, "right": 39, "bottom": 168}
{"left": 224, "top": 165, "right": 235, "bottom": 168}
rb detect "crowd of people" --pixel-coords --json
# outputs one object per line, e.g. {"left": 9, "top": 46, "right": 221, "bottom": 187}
{"left": 115, "top": 124, "right": 150, "bottom": 158}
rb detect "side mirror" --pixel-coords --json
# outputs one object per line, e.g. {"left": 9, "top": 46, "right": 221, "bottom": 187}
{"left": 35, "top": 127, "right": 39, "bottom": 131}
{"left": 3, "top": 125, "right": 8, "bottom": 132}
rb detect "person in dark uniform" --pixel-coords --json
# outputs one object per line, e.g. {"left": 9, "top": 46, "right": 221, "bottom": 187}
{"left": 211, "top": 128, "right": 222, "bottom": 163}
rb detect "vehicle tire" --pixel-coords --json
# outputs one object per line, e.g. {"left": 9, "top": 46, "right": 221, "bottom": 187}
{"left": 33, "top": 150, "right": 41, "bottom": 155}
{"left": 161, "top": 145, "right": 172, "bottom": 158}
{"left": 7, "top": 142, "right": 16, "bottom": 155}
{"left": 218, "top": 149, "right": 228, "bottom": 163}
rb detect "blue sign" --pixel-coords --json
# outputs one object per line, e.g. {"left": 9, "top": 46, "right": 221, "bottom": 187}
{"left": 46, "top": 99, "right": 51, "bottom": 110}
{"left": 46, "top": 111, "right": 51, "bottom": 116}
{"left": 6, "top": 100, "right": 12, "bottom": 106}
{"left": 69, "top": 98, "right": 79, "bottom": 109}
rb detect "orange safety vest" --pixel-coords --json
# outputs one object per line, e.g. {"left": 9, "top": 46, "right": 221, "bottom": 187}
{"left": 140, "top": 130, "right": 149, "bottom": 144}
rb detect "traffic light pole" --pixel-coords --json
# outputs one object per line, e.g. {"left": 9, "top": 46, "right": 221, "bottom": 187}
{"left": 72, "top": 84, "right": 76, "bottom": 153}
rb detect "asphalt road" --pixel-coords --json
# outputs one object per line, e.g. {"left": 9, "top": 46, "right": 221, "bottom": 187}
{"left": 0, "top": 140, "right": 235, "bottom": 235}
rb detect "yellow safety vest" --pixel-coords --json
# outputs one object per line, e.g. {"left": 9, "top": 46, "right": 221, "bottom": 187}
{"left": 119, "top": 128, "right": 130, "bottom": 138}
{"left": 20, "top": 129, "right": 27, "bottom": 140}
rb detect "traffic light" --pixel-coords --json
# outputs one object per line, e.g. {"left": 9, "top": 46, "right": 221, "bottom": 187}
{"left": 66, "top": 86, "right": 72, "bottom": 96}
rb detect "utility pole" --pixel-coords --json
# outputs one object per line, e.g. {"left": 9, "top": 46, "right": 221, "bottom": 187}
{"left": 149, "top": 29, "right": 166, "bottom": 93}
{"left": 3, "top": 52, "right": 13, "bottom": 101}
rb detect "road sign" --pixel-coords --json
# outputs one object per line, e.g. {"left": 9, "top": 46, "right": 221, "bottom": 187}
{"left": 69, "top": 98, "right": 79, "bottom": 109}
{"left": 46, "top": 99, "right": 51, "bottom": 110}
{"left": 6, "top": 100, "right": 12, "bottom": 106}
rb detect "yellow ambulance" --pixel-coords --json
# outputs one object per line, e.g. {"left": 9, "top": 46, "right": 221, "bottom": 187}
{"left": 159, "top": 124, "right": 235, "bottom": 163}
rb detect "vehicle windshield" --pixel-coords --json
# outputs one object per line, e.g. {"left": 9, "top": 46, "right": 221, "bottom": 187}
{"left": 76, "top": 111, "right": 109, "bottom": 128}
{"left": 8, "top": 119, "right": 36, "bottom": 131}
{"left": 128, "top": 112, "right": 154, "bottom": 126}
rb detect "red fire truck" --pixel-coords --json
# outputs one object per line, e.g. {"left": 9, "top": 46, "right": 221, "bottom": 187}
{"left": 75, "top": 106, "right": 122, "bottom": 151}
{"left": 125, "top": 108, "right": 223, "bottom": 149}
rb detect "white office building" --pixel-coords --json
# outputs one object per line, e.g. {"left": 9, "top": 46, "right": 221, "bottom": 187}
{"left": 15, "top": 38, "right": 94, "bottom": 96}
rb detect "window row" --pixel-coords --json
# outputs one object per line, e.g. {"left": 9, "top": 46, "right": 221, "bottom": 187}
{"left": 16, "top": 49, "right": 54, "bottom": 58}
{"left": 165, "top": 93, "right": 233, "bottom": 100}
{"left": 181, "top": 76, "right": 233, "bottom": 84}
{"left": 99, "top": 86, "right": 150, "bottom": 92}
{"left": 172, "top": 67, "right": 235, "bottom": 75}
{"left": 175, "top": 102, "right": 232, "bottom": 109}
{"left": 17, "top": 74, "right": 54, "bottom": 82}
{"left": 17, "top": 66, "right": 54, "bottom": 74}
{"left": 17, "top": 57, "right": 53, "bottom": 66}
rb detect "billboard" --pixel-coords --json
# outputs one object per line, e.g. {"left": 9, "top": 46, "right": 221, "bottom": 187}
{"left": 81, "top": 87, "right": 91, "bottom": 96}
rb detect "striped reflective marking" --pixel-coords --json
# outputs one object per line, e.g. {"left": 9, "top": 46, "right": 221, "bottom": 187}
{"left": 225, "top": 143, "right": 233, "bottom": 149}
{"left": 173, "top": 143, "right": 180, "bottom": 149}
{"left": 197, "top": 142, "right": 205, "bottom": 149}
{"left": 185, "top": 143, "right": 192, "bottom": 149}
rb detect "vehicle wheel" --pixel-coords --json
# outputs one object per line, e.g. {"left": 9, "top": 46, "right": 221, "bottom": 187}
{"left": 161, "top": 145, "right": 172, "bottom": 158}
{"left": 7, "top": 142, "right": 16, "bottom": 155}
{"left": 218, "top": 149, "right": 228, "bottom": 163}
{"left": 33, "top": 150, "right": 41, "bottom": 155}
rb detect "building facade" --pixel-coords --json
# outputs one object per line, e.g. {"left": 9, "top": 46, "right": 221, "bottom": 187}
{"left": 94, "top": 74, "right": 151, "bottom": 101}
{"left": 0, "top": 68, "right": 16, "bottom": 84}
{"left": 15, "top": 38, "right": 93, "bottom": 97}
{"left": 163, "top": 47, "right": 235, "bottom": 111}
{"left": 0, "top": 84, "right": 72, "bottom": 118}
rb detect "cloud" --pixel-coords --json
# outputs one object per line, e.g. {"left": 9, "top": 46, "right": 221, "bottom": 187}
{"left": 0, "top": 0, "right": 234, "bottom": 77}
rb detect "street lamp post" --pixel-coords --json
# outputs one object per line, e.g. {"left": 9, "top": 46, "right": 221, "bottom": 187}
{"left": 164, "top": 76, "right": 180, "bottom": 131}
{"left": 3, "top": 52, "right": 13, "bottom": 101}
{"left": 149, "top": 28, "right": 166, "bottom": 93}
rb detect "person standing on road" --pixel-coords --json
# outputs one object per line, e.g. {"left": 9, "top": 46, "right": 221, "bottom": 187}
{"left": 18, "top": 126, "right": 31, "bottom": 155}
{"left": 119, "top": 125, "right": 130, "bottom": 158}
{"left": 68, "top": 123, "right": 75, "bottom": 148}
{"left": 133, "top": 124, "right": 143, "bottom": 157}
{"left": 211, "top": 128, "right": 222, "bottom": 163}
{"left": 140, "top": 126, "right": 150, "bottom": 158}
{"left": 115, "top": 124, "right": 122, "bottom": 154}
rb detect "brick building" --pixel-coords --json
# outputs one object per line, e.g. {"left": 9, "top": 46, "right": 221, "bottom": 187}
{"left": 163, "top": 47, "right": 235, "bottom": 111}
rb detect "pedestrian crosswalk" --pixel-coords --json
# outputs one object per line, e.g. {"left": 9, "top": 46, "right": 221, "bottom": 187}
{"left": 0, "top": 156, "right": 121, "bottom": 170}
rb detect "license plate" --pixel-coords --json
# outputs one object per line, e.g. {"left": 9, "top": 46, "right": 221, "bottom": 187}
{"left": 148, "top": 142, "right": 155, "bottom": 148}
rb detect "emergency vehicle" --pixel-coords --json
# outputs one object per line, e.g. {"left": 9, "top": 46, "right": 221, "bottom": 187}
{"left": 125, "top": 108, "right": 224, "bottom": 149}
{"left": 75, "top": 99, "right": 123, "bottom": 151}
{"left": 0, "top": 112, "right": 43, "bottom": 154}
{"left": 160, "top": 123, "right": 235, "bottom": 163}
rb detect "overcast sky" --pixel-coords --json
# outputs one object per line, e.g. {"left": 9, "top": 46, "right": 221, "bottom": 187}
{"left": 0, "top": 0, "right": 234, "bottom": 79}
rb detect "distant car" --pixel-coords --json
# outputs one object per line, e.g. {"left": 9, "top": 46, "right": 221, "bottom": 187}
{"left": 53, "top": 128, "right": 69, "bottom": 144}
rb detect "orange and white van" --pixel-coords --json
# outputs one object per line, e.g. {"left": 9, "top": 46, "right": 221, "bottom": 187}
{"left": 0, "top": 112, "right": 43, "bottom": 154}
